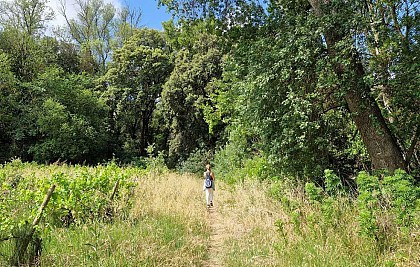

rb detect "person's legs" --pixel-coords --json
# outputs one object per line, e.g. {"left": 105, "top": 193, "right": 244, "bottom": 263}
{"left": 209, "top": 188, "right": 214, "bottom": 206}
{"left": 205, "top": 188, "right": 214, "bottom": 207}
{"left": 205, "top": 188, "right": 211, "bottom": 206}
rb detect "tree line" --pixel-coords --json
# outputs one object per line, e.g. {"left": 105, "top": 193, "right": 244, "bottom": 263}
{"left": 0, "top": 0, "right": 419, "bottom": 181}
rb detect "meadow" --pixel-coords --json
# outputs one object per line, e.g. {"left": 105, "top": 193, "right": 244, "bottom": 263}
{"left": 0, "top": 160, "right": 419, "bottom": 266}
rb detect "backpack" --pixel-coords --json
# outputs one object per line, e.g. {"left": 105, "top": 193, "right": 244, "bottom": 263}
{"left": 204, "top": 172, "right": 213, "bottom": 188}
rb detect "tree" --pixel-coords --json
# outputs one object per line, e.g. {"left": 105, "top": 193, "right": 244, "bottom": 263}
{"left": 161, "top": 21, "right": 223, "bottom": 166}
{"left": 0, "top": 0, "right": 54, "bottom": 81}
{"left": 28, "top": 68, "right": 109, "bottom": 163}
{"left": 43, "top": 37, "right": 81, "bottom": 74}
{"left": 60, "top": 0, "right": 116, "bottom": 73}
{"left": 213, "top": 11, "right": 365, "bottom": 177}
{"left": 59, "top": 0, "right": 143, "bottom": 74}
{"left": 360, "top": 0, "right": 420, "bottom": 171}
{"left": 160, "top": 0, "right": 418, "bottom": 174}
{"left": 306, "top": 0, "right": 405, "bottom": 171}
{"left": 0, "top": 0, "right": 54, "bottom": 36}
{"left": 0, "top": 52, "right": 18, "bottom": 162}
{"left": 113, "top": 5, "right": 142, "bottom": 49}
{"left": 104, "top": 29, "right": 172, "bottom": 159}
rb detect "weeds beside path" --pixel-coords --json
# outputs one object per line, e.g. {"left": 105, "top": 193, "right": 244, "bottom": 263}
{"left": 133, "top": 172, "right": 286, "bottom": 267}
{"left": 4, "top": 166, "right": 418, "bottom": 266}
{"left": 201, "top": 180, "right": 287, "bottom": 267}
{"left": 38, "top": 170, "right": 417, "bottom": 266}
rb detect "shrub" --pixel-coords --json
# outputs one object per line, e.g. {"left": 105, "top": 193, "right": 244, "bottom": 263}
{"left": 304, "top": 182, "right": 323, "bottom": 203}
{"left": 177, "top": 147, "right": 213, "bottom": 175}
{"left": 356, "top": 170, "right": 419, "bottom": 250}
{"left": 324, "top": 169, "right": 343, "bottom": 197}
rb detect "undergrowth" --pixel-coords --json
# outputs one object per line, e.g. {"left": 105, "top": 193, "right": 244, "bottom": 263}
{"left": 1, "top": 159, "right": 418, "bottom": 266}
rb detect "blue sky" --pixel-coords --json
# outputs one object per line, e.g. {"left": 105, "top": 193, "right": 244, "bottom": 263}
{"left": 49, "top": 0, "right": 172, "bottom": 31}
{"left": 129, "top": 0, "right": 172, "bottom": 30}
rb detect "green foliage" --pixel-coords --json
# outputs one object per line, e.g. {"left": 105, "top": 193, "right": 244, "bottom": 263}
{"left": 0, "top": 52, "right": 18, "bottom": 162}
{"left": 216, "top": 152, "right": 271, "bottom": 185}
{"left": 0, "top": 163, "right": 210, "bottom": 266}
{"left": 303, "top": 170, "right": 351, "bottom": 231}
{"left": 145, "top": 151, "right": 168, "bottom": 175}
{"left": 104, "top": 29, "right": 172, "bottom": 160}
{"left": 356, "top": 170, "right": 419, "bottom": 250}
{"left": 0, "top": 161, "right": 137, "bottom": 231}
{"left": 241, "top": 156, "right": 270, "bottom": 181}
{"left": 362, "top": 0, "right": 420, "bottom": 171}
{"left": 63, "top": 0, "right": 117, "bottom": 73}
{"left": 270, "top": 172, "right": 419, "bottom": 266}
{"left": 213, "top": 122, "right": 271, "bottom": 183}
{"left": 161, "top": 24, "right": 223, "bottom": 166}
{"left": 0, "top": 160, "right": 141, "bottom": 264}
{"left": 163, "top": 0, "right": 418, "bottom": 179}
{"left": 163, "top": 19, "right": 224, "bottom": 52}
{"left": 324, "top": 169, "right": 343, "bottom": 197}
{"left": 212, "top": 125, "right": 253, "bottom": 183}
{"left": 0, "top": 52, "right": 15, "bottom": 84}
{"left": 213, "top": 9, "right": 369, "bottom": 179}
{"left": 0, "top": 29, "right": 48, "bottom": 81}
{"left": 357, "top": 171, "right": 381, "bottom": 237}
{"left": 0, "top": 0, "right": 418, "bottom": 175}
{"left": 0, "top": 0, "right": 53, "bottom": 36}
{"left": 381, "top": 170, "right": 419, "bottom": 227}
{"left": 305, "top": 182, "right": 323, "bottom": 203}
{"left": 8, "top": 221, "right": 42, "bottom": 266}
{"left": 44, "top": 38, "right": 82, "bottom": 74}
{"left": 178, "top": 147, "right": 213, "bottom": 174}
{"left": 27, "top": 68, "right": 109, "bottom": 163}
{"left": 268, "top": 181, "right": 299, "bottom": 212}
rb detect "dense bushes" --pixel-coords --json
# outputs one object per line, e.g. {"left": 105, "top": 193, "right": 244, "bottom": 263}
{"left": 265, "top": 168, "right": 420, "bottom": 266}
{"left": 0, "top": 160, "right": 138, "bottom": 265}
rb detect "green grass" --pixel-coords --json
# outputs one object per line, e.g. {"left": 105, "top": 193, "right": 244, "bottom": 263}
{"left": 40, "top": 213, "right": 207, "bottom": 266}
{"left": 1, "top": 163, "right": 418, "bottom": 266}
{"left": 0, "top": 164, "right": 209, "bottom": 266}
{"left": 211, "top": 180, "right": 419, "bottom": 267}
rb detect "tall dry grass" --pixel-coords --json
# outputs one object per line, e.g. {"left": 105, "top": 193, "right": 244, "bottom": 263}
{"left": 128, "top": 172, "right": 420, "bottom": 266}
{"left": 122, "top": 171, "right": 290, "bottom": 266}
{"left": 3, "top": 162, "right": 418, "bottom": 266}
{"left": 275, "top": 184, "right": 420, "bottom": 267}
{"left": 130, "top": 171, "right": 211, "bottom": 266}
{"left": 203, "top": 180, "right": 289, "bottom": 266}
{"left": 204, "top": 179, "right": 420, "bottom": 267}
{"left": 39, "top": 170, "right": 211, "bottom": 266}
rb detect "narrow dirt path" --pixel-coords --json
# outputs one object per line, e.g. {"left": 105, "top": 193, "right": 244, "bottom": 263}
{"left": 200, "top": 181, "right": 284, "bottom": 267}
{"left": 204, "top": 206, "right": 226, "bottom": 267}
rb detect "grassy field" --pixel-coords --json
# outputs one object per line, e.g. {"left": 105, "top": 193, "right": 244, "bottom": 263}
{"left": 1, "top": 163, "right": 419, "bottom": 266}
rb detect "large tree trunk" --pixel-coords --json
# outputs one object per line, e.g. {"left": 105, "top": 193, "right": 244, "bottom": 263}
{"left": 344, "top": 80, "right": 405, "bottom": 171}
{"left": 309, "top": 0, "right": 405, "bottom": 172}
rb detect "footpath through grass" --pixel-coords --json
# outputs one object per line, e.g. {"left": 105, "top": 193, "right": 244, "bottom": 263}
{"left": 1, "top": 164, "right": 419, "bottom": 266}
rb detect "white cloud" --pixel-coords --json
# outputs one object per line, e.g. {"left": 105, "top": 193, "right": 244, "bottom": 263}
{"left": 48, "top": 0, "right": 123, "bottom": 28}
{"left": 1, "top": 0, "right": 125, "bottom": 35}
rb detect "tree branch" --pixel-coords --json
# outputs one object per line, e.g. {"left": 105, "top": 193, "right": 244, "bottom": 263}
{"left": 405, "top": 126, "right": 420, "bottom": 167}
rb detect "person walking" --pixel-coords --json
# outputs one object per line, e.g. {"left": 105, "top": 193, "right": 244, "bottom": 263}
{"left": 203, "top": 164, "right": 215, "bottom": 208}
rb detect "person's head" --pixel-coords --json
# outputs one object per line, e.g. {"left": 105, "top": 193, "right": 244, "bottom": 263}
{"left": 206, "top": 164, "right": 211, "bottom": 171}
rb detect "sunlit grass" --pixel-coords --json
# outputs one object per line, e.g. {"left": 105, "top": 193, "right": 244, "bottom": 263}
{"left": 219, "top": 180, "right": 420, "bottom": 267}
{"left": 41, "top": 215, "right": 206, "bottom": 266}
{"left": 40, "top": 172, "right": 209, "bottom": 266}
{"left": 1, "top": 163, "right": 418, "bottom": 266}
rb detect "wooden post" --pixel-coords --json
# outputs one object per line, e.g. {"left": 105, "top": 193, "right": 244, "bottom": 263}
{"left": 110, "top": 179, "right": 119, "bottom": 201}
{"left": 32, "top": 184, "right": 56, "bottom": 228}
{"left": 11, "top": 184, "right": 56, "bottom": 266}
